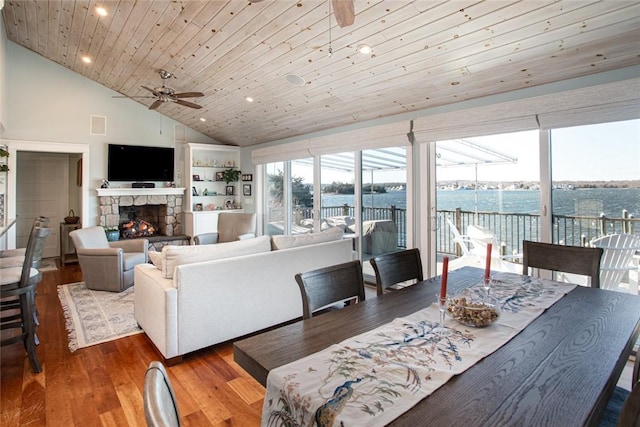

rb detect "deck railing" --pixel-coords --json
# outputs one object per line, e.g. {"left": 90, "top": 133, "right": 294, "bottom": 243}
{"left": 279, "top": 205, "right": 638, "bottom": 256}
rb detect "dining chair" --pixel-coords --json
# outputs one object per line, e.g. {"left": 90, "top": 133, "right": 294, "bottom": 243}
{"left": 295, "top": 260, "right": 366, "bottom": 319}
{"left": 602, "top": 352, "right": 640, "bottom": 427}
{"left": 0, "top": 225, "right": 51, "bottom": 373}
{"left": 591, "top": 234, "right": 640, "bottom": 292}
{"left": 144, "top": 361, "right": 181, "bottom": 427}
{"left": 617, "top": 379, "right": 640, "bottom": 427}
{"left": 0, "top": 216, "right": 49, "bottom": 258}
{"left": 522, "top": 240, "right": 603, "bottom": 288}
{"left": 369, "top": 248, "right": 423, "bottom": 296}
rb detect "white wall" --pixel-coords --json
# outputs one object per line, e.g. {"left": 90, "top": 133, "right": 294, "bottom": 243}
{"left": 2, "top": 41, "right": 223, "bottom": 226}
{"left": 0, "top": 13, "right": 7, "bottom": 132}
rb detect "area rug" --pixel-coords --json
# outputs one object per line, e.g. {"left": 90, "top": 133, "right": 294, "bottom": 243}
{"left": 57, "top": 282, "right": 142, "bottom": 352}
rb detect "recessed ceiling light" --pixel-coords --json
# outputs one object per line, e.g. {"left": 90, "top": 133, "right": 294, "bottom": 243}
{"left": 245, "top": 96, "right": 254, "bottom": 103}
{"left": 199, "top": 117, "right": 206, "bottom": 122}
{"left": 95, "top": 6, "right": 108, "bottom": 16}
{"left": 82, "top": 56, "right": 92, "bottom": 64}
{"left": 358, "top": 44, "right": 372, "bottom": 55}
{"left": 285, "top": 74, "right": 305, "bottom": 86}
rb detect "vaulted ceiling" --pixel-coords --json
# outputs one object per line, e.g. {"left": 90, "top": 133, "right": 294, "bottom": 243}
{"left": 3, "top": 1, "right": 640, "bottom": 147}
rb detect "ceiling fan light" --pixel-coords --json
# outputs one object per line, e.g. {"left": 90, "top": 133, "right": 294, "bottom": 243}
{"left": 358, "top": 44, "right": 372, "bottom": 55}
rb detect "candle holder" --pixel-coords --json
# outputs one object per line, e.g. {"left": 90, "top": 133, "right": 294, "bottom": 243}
{"left": 433, "top": 294, "right": 451, "bottom": 335}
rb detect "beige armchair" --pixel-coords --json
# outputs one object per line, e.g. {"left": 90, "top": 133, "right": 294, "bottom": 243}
{"left": 194, "top": 212, "right": 256, "bottom": 245}
{"left": 69, "top": 226, "right": 148, "bottom": 292}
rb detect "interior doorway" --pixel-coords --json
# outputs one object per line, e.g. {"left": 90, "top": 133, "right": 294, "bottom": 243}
{"left": 2, "top": 140, "right": 90, "bottom": 255}
{"left": 16, "top": 152, "right": 78, "bottom": 258}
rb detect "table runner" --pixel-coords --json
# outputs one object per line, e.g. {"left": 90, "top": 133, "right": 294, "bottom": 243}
{"left": 262, "top": 273, "right": 577, "bottom": 427}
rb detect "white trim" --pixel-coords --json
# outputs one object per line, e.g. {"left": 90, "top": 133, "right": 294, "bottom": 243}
{"left": 96, "top": 187, "right": 186, "bottom": 197}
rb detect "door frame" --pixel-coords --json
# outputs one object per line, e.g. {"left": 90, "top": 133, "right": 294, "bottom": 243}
{"left": 1, "top": 139, "right": 90, "bottom": 249}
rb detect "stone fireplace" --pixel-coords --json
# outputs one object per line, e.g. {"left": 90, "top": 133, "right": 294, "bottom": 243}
{"left": 97, "top": 188, "right": 187, "bottom": 249}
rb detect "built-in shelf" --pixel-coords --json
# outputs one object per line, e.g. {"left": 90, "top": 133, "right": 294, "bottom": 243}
{"left": 96, "top": 187, "right": 186, "bottom": 197}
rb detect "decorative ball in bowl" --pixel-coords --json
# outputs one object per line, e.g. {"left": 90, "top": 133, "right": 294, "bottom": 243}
{"left": 445, "top": 293, "right": 500, "bottom": 328}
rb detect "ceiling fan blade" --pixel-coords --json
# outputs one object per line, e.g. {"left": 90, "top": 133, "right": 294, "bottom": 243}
{"left": 141, "top": 85, "right": 160, "bottom": 96}
{"left": 174, "top": 99, "right": 202, "bottom": 109}
{"left": 149, "top": 100, "right": 163, "bottom": 110}
{"left": 332, "top": 0, "right": 355, "bottom": 28}
{"left": 174, "top": 92, "right": 204, "bottom": 98}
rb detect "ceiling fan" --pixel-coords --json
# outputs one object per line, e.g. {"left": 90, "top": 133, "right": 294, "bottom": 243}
{"left": 249, "top": 0, "right": 354, "bottom": 27}
{"left": 114, "top": 69, "right": 204, "bottom": 110}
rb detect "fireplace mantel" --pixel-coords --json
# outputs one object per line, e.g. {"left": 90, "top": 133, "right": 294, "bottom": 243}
{"left": 96, "top": 187, "right": 186, "bottom": 197}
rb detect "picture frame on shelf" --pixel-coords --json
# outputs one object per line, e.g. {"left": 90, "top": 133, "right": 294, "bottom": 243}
{"left": 215, "top": 172, "right": 223, "bottom": 181}
{"left": 193, "top": 174, "right": 200, "bottom": 181}
{"left": 242, "top": 174, "right": 253, "bottom": 182}
{"left": 243, "top": 184, "right": 252, "bottom": 196}
{"left": 195, "top": 203, "right": 203, "bottom": 211}
{"left": 224, "top": 160, "right": 235, "bottom": 168}
{"left": 226, "top": 185, "right": 234, "bottom": 195}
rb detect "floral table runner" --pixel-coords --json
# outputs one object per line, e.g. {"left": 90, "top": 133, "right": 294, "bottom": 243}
{"left": 262, "top": 274, "right": 577, "bottom": 427}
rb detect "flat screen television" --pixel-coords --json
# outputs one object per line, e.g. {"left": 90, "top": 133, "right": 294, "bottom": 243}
{"left": 107, "top": 144, "right": 175, "bottom": 182}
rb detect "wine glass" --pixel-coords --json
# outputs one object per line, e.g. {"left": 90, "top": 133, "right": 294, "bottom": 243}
{"left": 433, "top": 294, "right": 451, "bottom": 335}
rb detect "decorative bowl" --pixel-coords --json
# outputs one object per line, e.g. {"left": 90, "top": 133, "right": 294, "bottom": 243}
{"left": 445, "top": 292, "right": 500, "bottom": 328}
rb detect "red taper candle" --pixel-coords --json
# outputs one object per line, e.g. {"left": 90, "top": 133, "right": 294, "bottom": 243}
{"left": 440, "top": 256, "right": 449, "bottom": 303}
{"left": 484, "top": 243, "right": 492, "bottom": 282}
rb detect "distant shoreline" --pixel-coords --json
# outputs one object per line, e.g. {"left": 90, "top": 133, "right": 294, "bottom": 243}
{"left": 436, "top": 180, "right": 640, "bottom": 189}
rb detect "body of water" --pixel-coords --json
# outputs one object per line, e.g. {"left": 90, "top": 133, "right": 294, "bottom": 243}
{"left": 322, "top": 188, "right": 640, "bottom": 218}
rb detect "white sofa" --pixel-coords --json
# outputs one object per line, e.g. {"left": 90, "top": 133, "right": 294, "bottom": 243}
{"left": 134, "top": 230, "right": 354, "bottom": 361}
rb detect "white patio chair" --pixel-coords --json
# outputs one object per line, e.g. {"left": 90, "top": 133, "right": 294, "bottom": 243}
{"left": 446, "top": 218, "right": 472, "bottom": 257}
{"left": 467, "top": 224, "right": 502, "bottom": 258}
{"left": 591, "top": 234, "right": 640, "bottom": 293}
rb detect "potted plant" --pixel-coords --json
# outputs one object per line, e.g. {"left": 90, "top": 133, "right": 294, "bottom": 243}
{"left": 221, "top": 168, "right": 241, "bottom": 184}
{"left": 103, "top": 226, "right": 120, "bottom": 242}
{"left": 0, "top": 147, "right": 8, "bottom": 172}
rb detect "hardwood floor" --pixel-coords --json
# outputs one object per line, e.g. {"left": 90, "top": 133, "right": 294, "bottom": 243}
{"left": 0, "top": 261, "right": 265, "bottom": 426}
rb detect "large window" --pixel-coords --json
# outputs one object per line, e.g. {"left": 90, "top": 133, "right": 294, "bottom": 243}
{"left": 264, "top": 161, "right": 285, "bottom": 235}
{"left": 435, "top": 131, "right": 540, "bottom": 270}
{"left": 550, "top": 119, "right": 640, "bottom": 244}
{"left": 262, "top": 147, "right": 409, "bottom": 271}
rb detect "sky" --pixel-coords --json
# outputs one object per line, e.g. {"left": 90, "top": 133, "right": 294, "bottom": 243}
{"left": 293, "top": 118, "right": 639, "bottom": 184}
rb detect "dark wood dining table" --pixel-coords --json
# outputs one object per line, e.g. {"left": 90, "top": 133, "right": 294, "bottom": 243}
{"left": 233, "top": 266, "right": 640, "bottom": 426}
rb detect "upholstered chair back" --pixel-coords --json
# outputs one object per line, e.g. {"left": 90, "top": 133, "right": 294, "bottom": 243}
{"left": 217, "top": 213, "right": 257, "bottom": 243}
{"left": 69, "top": 226, "right": 110, "bottom": 250}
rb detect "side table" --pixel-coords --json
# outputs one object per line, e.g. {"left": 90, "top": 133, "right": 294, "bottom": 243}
{"left": 60, "top": 222, "right": 81, "bottom": 264}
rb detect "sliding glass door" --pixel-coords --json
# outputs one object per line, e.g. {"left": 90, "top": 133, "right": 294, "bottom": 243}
{"left": 361, "top": 148, "right": 408, "bottom": 260}
{"left": 434, "top": 131, "right": 540, "bottom": 272}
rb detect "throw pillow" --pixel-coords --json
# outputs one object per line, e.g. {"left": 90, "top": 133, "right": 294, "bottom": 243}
{"left": 271, "top": 226, "right": 343, "bottom": 250}
{"left": 148, "top": 250, "right": 162, "bottom": 267}
{"left": 161, "top": 235, "right": 271, "bottom": 279}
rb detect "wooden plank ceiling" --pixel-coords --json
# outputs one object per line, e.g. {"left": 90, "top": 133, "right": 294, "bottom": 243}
{"left": 3, "top": 1, "right": 640, "bottom": 147}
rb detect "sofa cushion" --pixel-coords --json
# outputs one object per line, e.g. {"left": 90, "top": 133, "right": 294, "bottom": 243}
{"left": 148, "top": 250, "right": 162, "bottom": 266}
{"left": 161, "top": 235, "right": 271, "bottom": 279}
{"left": 271, "top": 227, "right": 343, "bottom": 250}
